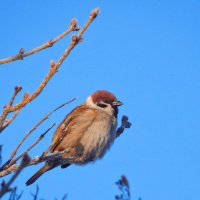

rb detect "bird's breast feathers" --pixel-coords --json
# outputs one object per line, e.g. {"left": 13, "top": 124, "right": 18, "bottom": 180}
{"left": 53, "top": 104, "right": 117, "bottom": 163}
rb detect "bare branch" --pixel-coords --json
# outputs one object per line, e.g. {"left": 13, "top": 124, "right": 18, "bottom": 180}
{"left": 62, "top": 194, "right": 68, "bottom": 200}
{"left": 0, "top": 8, "right": 99, "bottom": 134}
{"left": 1, "top": 109, "right": 22, "bottom": 132}
{"left": 7, "top": 97, "right": 76, "bottom": 164}
{"left": 0, "top": 86, "right": 22, "bottom": 131}
{"left": 30, "top": 185, "right": 39, "bottom": 200}
{"left": 4, "top": 123, "right": 56, "bottom": 170}
{"left": 116, "top": 115, "right": 132, "bottom": 138}
{"left": 0, "top": 150, "right": 75, "bottom": 177}
{"left": 0, "top": 18, "right": 79, "bottom": 65}
{"left": 0, "top": 7, "right": 101, "bottom": 198}
{"left": 8, "top": 187, "right": 23, "bottom": 200}
{"left": 0, "top": 154, "right": 31, "bottom": 198}
{"left": 8, "top": 86, "right": 23, "bottom": 106}
{"left": 77, "top": 8, "right": 99, "bottom": 38}
{"left": 115, "top": 175, "right": 131, "bottom": 200}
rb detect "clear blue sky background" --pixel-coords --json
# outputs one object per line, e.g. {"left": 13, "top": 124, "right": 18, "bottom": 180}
{"left": 0, "top": 1, "right": 200, "bottom": 200}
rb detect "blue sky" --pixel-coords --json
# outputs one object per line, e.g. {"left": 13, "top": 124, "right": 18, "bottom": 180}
{"left": 0, "top": 1, "right": 200, "bottom": 199}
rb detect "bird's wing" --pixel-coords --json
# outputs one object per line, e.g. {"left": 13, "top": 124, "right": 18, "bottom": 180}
{"left": 50, "top": 104, "right": 97, "bottom": 152}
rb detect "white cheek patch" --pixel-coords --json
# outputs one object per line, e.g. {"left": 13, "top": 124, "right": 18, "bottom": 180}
{"left": 85, "top": 96, "right": 114, "bottom": 116}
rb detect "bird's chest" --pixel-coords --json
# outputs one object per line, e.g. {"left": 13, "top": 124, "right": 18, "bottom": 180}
{"left": 79, "top": 113, "right": 117, "bottom": 161}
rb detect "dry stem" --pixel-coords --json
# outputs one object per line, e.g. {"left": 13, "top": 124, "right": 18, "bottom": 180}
{"left": 0, "top": 8, "right": 99, "bottom": 133}
{"left": 0, "top": 150, "right": 74, "bottom": 177}
{"left": 0, "top": 86, "right": 22, "bottom": 131}
{"left": 116, "top": 115, "right": 132, "bottom": 138}
{"left": 4, "top": 123, "right": 56, "bottom": 171}
{"left": 0, "top": 154, "right": 31, "bottom": 198}
{"left": 8, "top": 97, "right": 76, "bottom": 164}
{"left": 0, "top": 19, "right": 79, "bottom": 65}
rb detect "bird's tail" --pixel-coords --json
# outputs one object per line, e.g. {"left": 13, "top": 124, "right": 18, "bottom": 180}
{"left": 26, "top": 163, "right": 55, "bottom": 186}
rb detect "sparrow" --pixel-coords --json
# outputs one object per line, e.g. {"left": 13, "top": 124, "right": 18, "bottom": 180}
{"left": 26, "top": 90, "right": 122, "bottom": 185}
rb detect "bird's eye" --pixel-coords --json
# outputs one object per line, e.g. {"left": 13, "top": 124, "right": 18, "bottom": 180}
{"left": 97, "top": 102, "right": 108, "bottom": 108}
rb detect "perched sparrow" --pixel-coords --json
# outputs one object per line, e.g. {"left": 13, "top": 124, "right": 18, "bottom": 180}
{"left": 26, "top": 90, "right": 122, "bottom": 185}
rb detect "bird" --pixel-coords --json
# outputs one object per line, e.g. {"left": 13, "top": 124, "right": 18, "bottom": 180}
{"left": 26, "top": 90, "right": 123, "bottom": 185}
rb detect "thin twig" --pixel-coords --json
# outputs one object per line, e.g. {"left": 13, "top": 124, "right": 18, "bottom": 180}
{"left": 0, "top": 19, "right": 79, "bottom": 65}
{"left": 8, "top": 97, "right": 76, "bottom": 164}
{"left": 62, "top": 194, "right": 68, "bottom": 200}
{"left": 8, "top": 188, "right": 23, "bottom": 200}
{"left": 30, "top": 185, "right": 39, "bottom": 200}
{"left": 8, "top": 86, "right": 23, "bottom": 106}
{"left": 0, "top": 86, "right": 22, "bottom": 131}
{"left": 115, "top": 175, "right": 131, "bottom": 200}
{"left": 116, "top": 115, "right": 132, "bottom": 138}
{"left": 1, "top": 109, "right": 22, "bottom": 132}
{"left": 0, "top": 8, "right": 98, "bottom": 135}
{"left": 4, "top": 123, "right": 55, "bottom": 170}
{"left": 1, "top": 8, "right": 99, "bottom": 119}
{"left": 0, "top": 150, "right": 75, "bottom": 177}
{"left": 26, "top": 123, "right": 55, "bottom": 154}
{"left": 0, "top": 154, "right": 31, "bottom": 198}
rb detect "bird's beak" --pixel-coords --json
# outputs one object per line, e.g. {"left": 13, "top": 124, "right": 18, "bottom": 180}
{"left": 112, "top": 100, "right": 123, "bottom": 106}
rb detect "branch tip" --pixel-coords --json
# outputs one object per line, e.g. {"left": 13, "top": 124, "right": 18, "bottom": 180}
{"left": 70, "top": 18, "right": 77, "bottom": 26}
{"left": 19, "top": 48, "right": 25, "bottom": 55}
{"left": 121, "top": 175, "right": 129, "bottom": 188}
{"left": 23, "top": 93, "right": 30, "bottom": 100}
{"left": 122, "top": 115, "right": 131, "bottom": 128}
{"left": 90, "top": 8, "right": 100, "bottom": 19}
{"left": 14, "top": 86, "right": 22, "bottom": 93}
{"left": 116, "top": 115, "right": 131, "bottom": 138}
{"left": 22, "top": 153, "right": 31, "bottom": 165}
{"left": 70, "top": 18, "right": 80, "bottom": 31}
{"left": 50, "top": 60, "right": 56, "bottom": 68}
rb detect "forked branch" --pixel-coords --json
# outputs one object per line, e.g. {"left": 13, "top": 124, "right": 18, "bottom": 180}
{"left": 0, "top": 154, "right": 31, "bottom": 198}
{"left": 0, "top": 8, "right": 99, "bottom": 133}
{"left": 0, "top": 18, "right": 79, "bottom": 65}
{"left": 2, "top": 98, "right": 76, "bottom": 171}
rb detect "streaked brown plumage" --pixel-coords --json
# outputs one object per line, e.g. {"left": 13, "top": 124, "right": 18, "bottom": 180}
{"left": 26, "top": 90, "right": 122, "bottom": 185}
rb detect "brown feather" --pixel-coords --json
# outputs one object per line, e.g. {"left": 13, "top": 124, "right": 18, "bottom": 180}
{"left": 26, "top": 90, "right": 120, "bottom": 185}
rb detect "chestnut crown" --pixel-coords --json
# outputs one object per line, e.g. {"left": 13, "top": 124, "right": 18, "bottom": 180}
{"left": 91, "top": 90, "right": 122, "bottom": 108}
